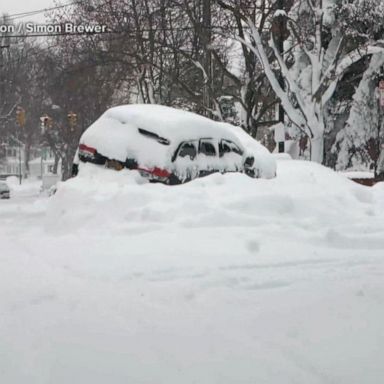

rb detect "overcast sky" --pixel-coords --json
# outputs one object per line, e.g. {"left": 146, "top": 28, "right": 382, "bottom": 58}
{"left": 1, "top": 0, "right": 56, "bottom": 22}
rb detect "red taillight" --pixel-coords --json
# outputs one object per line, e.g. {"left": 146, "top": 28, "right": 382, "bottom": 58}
{"left": 152, "top": 167, "right": 171, "bottom": 178}
{"left": 137, "top": 166, "right": 170, "bottom": 180}
{"left": 79, "top": 143, "right": 96, "bottom": 154}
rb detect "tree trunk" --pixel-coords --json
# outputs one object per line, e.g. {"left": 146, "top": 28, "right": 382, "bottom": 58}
{"left": 24, "top": 140, "right": 31, "bottom": 179}
{"left": 53, "top": 154, "right": 60, "bottom": 174}
{"left": 310, "top": 136, "right": 324, "bottom": 163}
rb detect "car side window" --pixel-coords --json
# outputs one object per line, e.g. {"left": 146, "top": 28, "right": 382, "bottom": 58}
{"left": 177, "top": 142, "right": 197, "bottom": 160}
{"left": 219, "top": 141, "right": 231, "bottom": 157}
{"left": 199, "top": 140, "right": 216, "bottom": 156}
{"left": 219, "top": 139, "right": 243, "bottom": 157}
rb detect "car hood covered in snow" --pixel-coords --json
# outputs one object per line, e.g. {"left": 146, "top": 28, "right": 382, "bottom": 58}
{"left": 219, "top": 122, "right": 276, "bottom": 178}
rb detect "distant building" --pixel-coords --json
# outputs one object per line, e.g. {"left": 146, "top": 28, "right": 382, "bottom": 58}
{"left": 0, "top": 143, "right": 60, "bottom": 180}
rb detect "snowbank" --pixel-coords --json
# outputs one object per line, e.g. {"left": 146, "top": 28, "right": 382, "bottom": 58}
{"left": 1, "top": 159, "right": 384, "bottom": 384}
{"left": 5, "top": 176, "right": 42, "bottom": 198}
{"left": 341, "top": 171, "right": 375, "bottom": 179}
{"left": 46, "top": 160, "right": 372, "bottom": 236}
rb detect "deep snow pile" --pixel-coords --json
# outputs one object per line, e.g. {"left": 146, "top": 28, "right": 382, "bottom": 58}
{"left": 46, "top": 161, "right": 378, "bottom": 239}
{"left": 1, "top": 160, "right": 384, "bottom": 384}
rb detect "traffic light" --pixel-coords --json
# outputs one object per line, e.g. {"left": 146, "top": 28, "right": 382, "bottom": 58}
{"left": 16, "top": 106, "right": 26, "bottom": 127}
{"left": 67, "top": 112, "right": 77, "bottom": 131}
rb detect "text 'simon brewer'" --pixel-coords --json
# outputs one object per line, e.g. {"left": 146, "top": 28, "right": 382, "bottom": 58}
{"left": 24, "top": 23, "right": 108, "bottom": 34}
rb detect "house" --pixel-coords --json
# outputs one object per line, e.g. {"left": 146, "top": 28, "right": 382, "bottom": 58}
{"left": 0, "top": 142, "right": 61, "bottom": 180}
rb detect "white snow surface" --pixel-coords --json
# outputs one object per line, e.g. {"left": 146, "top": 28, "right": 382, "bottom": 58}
{"left": 341, "top": 171, "right": 375, "bottom": 179}
{"left": 1, "top": 159, "right": 384, "bottom": 383}
{"left": 274, "top": 9, "right": 287, "bottom": 17}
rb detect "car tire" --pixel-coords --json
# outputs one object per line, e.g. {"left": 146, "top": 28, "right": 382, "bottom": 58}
{"left": 245, "top": 168, "right": 257, "bottom": 178}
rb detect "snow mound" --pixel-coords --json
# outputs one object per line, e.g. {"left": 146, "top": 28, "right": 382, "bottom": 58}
{"left": 46, "top": 160, "right": 373, "bottom": 236}
{"left": 5, "top": 176, "right": 41, "bottom": 197}
{"left": 341, "top": 171, "right": 375, "bottom": 179}
{"left": 2, "top": 159, "right": 384, "bottom": 384}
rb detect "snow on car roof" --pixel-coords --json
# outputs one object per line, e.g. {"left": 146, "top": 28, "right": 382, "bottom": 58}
{"left": 80, "top": 104, "right": 243, "bottom": 166}
{"left": 103, "top": 104, "right": 237, "bottom": 141}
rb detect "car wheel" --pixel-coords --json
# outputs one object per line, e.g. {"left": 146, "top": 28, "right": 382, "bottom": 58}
{"left": 245, "top": 168, "right": 257, "bottom": 178}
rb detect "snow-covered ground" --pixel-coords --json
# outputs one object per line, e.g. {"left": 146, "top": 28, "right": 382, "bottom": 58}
{"left": 1, "top": 159, "right": 384, "bottom": 384}
{"left": 341, "top": 171, "right": 375, "bottom": 180}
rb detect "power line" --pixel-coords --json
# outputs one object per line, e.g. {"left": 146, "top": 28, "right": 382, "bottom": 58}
{"left": 3, "top": 0, "right": 85, "bottom": 21}
{"left": 3, "top": 0, "right": 271, "bottom": 22}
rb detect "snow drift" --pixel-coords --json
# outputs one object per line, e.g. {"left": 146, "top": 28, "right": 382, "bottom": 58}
{"left": 1, "top": 159, "right": 384, "bottom": 384}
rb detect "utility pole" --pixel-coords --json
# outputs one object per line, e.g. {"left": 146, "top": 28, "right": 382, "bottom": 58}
{"left": 40, "top": 114, "right": 53, "bottom": 184}
{"left": 202, "top": 0, "right": 212, "bottom": 117}
{"left": 275, "top": 0, "right": 286, "bottom": 153}
{"left": 67, "top": 111, "right": 78, "bottom": 180}
{"left": 376, "top": 80, "right": 384, "bottom": 180}
{"left": 15, "top": 106, "right": 25, "bottom": 185}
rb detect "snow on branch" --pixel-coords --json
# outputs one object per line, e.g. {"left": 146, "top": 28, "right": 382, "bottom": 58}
{"left": 192, "top": 60, "right": 209, "bottom": 84}
{"left": 235, "top": 19, "right": 307, "bottom": 130}
{"left": 0, "top": 102, "right": 19, "bottom": 121}
{"left": 321, "top": 44, "right": 384, "bottom": 106}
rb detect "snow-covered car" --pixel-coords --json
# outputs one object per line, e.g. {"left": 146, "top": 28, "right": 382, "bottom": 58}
{"left": 0, "top": 181, "right": 10, "bottom": 199}
{"left": 74, "top": 104, "right": 276, "bottom": 184}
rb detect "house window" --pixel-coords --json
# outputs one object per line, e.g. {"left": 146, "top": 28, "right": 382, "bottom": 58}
{"left": 6, "top": 148, "right": 17, "bottom": 157}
